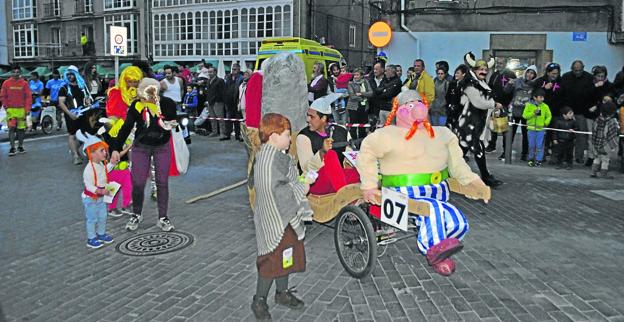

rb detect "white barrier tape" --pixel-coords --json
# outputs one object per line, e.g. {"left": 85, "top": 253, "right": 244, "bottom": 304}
{"left": 200, "top": 117, "right": 245, "bottom": 122}
{"left": 508, "top": 121, "right": 624, "bottom": 137}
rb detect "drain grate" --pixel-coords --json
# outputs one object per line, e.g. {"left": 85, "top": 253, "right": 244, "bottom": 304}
{"left": 116, "top": 231, "right": 194, "bottom": 256}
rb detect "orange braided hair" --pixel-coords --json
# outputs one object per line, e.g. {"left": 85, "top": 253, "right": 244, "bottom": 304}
{"left": 384, "top": 96, "right": 400, "bottom": 126}
{"left": 86, "top": 141, "right": 110, "bottom": 187}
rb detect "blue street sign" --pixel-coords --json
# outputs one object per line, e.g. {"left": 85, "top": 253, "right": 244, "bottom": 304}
{"left": 572, "top": 32, "right": 587, "bottom": 42}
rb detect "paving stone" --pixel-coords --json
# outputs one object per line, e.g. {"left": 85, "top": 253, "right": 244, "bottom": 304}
{"left": 3, "top": 137, "right": 624, "bottom": 321}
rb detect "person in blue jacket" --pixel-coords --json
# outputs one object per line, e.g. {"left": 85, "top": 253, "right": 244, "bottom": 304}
{"left": 182, "top": 84, "right": 198, "bottom": 117}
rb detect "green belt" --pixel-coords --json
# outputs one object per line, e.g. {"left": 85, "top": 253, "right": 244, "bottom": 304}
{"left": 381, "top": 168, "right": 449, "bottom": 187}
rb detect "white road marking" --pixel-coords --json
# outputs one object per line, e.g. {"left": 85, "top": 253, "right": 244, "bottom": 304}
{"left": 0, "top": 133, "right": 66, "bottom": 145}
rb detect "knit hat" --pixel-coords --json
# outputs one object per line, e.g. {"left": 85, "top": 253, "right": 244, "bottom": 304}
{"left": 310, "top": 93, "right": 342, "bottom": 115}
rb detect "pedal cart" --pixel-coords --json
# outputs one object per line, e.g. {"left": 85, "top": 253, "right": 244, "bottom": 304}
{"left": 242, "top": 125, "right": 490, "bottom": 279}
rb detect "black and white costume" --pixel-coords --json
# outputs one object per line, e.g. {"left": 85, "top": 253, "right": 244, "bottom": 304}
{"left": 455, "top": 53, "right": 503, "bottom": 187}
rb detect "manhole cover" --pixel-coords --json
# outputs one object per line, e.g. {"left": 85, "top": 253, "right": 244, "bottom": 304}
{"left": 116, "top": 231, "right": 194, "bottom": 256}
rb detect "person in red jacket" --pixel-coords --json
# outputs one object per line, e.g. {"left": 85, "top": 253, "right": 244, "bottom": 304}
{"left": 0, "top": 65, "right": 32, "bottom": 156}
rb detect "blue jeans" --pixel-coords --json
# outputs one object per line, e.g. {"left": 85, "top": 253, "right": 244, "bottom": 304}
{"left": 430, "top": 115, "right": 447, "bottom": 127}
{"left": 82, "top": 197, "right": 108, "bottom": 239}
{"left": 332, "top": 88, "right": 348, "bottom": 124}
{"left": 527, "top": 130, "right": 545, "bottom": 161}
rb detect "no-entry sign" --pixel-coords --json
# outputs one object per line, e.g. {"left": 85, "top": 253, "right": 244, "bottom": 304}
{"left": 110, "top": 26, "right": 127, "bottom": 56}
{"left": 368, "top": 21, "right": 392, "bottom": 48}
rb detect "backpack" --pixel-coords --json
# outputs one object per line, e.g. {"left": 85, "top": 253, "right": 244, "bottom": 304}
{"left": 511, "top": 81, "right": 532, "bottom": 119}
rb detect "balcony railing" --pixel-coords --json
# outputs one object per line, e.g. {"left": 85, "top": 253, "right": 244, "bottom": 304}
{"left": 43, "top": 2, "right": 62, "bottom": 18}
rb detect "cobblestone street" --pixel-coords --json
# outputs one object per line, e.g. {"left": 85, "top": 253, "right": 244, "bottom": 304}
{"left": 1, "top": 134, "right": 623, "bottom": 321}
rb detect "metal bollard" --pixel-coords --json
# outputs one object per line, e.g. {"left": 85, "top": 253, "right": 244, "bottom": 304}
{"left": 505, "top": 124, "right": 513, "bottom": 165}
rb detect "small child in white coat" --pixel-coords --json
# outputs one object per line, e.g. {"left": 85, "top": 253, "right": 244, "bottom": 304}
{"left": 78, "top": 131, "right": 116, "bottom": 249}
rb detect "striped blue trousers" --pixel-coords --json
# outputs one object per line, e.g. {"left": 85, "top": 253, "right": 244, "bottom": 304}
{"left": 391, "top": 181, "right": 469, "bottom": 255}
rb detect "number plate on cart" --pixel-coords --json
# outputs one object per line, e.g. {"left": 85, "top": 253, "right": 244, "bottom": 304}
{"left": 381, "top": 188, "right": 409, "bottom": 231}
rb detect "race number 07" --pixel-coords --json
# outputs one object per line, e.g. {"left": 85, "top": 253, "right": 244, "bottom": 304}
{"left": 381, "top": 188, "right": 409, "bottom": 231}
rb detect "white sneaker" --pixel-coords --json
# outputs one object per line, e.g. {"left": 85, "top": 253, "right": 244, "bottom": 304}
{"left": 126, "top": 214, "right": 142, "bottom": 231}
{"left": 108, "top": 208, "right": 123, "bottom": 217}
{"left": 73, "top": 155, "right": 83, "bottom": 165}
{"left": 157, "top": 217, "right": 175, "bottom": 232}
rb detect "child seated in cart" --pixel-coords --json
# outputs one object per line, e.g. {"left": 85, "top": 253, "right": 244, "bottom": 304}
{"left": 356, "top": 90, "right": 489, "bottom": 276}
{"left": 251, "top": 113, "right": 316, "bottom": 320}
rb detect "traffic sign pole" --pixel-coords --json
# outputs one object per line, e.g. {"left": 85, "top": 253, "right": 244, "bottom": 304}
{"left": 115, "top": 56, "right": 119, "bottom": 85}
{"left": 109, "top": 25, "right": 128, "bottom": 85}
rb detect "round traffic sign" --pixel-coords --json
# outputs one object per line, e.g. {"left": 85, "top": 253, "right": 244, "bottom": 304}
{"left": 114, "top": 34, "right": 124, "bottom": 44}
{"left": 368, "top": 21, "right": 392, "bottom": 48}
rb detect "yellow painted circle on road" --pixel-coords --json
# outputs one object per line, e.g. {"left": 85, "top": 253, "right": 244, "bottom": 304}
{"left": 368, "top": 21, "right": 392, "bottom": 48}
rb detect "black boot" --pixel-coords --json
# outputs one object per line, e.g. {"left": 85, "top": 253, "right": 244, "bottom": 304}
{"left": 275, "top": 289, "right": 304, "bottom": 309}
{"left": 251, "top": 296, "right": 271, "bottom": 321}
{"left": 482, "top": 175, "right": 503, "bottom": 188}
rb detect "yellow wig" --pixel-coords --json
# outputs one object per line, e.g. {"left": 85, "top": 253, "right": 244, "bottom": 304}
{"left": 117, "top": 66, "right": 143, "bottom": 106}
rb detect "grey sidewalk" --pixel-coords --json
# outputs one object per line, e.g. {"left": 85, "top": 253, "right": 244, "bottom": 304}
{"left": 1, "top": 134, "right": 623, "bottom": 321}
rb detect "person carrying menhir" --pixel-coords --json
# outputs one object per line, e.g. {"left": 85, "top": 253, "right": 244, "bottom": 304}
{"left": 357, "top": 89, "right": 490, "bottom": 276}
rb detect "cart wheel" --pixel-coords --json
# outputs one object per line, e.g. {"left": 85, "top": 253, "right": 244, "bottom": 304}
{"left": 334, "top": 205, "right": 377, "bottom": 279}
{"left": 41, "top": 115, "right": 53, "bottom": 134}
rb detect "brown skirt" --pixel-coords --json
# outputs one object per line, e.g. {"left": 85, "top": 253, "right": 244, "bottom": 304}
{"left": 257, "top": 224, "right": 306, "bottom": 279}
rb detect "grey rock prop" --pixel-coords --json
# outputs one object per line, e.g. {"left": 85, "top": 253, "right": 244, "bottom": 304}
{"left": 261, "top": 53, "right": 309, "bottom": 131}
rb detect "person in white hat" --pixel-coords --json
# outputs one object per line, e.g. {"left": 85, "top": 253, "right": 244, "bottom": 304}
{"left": 77, "top": 130, "right": 116, "bottom": 249}
{"left": 295, "top": 93, "right": 360, "bottom": 195}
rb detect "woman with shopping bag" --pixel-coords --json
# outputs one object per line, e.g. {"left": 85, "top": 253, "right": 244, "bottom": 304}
{"left": 111, "top": 78, "right": 179, "bottom": 232}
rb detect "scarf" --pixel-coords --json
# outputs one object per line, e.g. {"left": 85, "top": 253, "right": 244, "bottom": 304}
{"left": 135, "top": 101, "right": 162, "bottom": 128}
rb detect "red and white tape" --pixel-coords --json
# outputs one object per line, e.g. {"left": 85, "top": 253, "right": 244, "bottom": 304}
{"left": 508, "top": 121, "right": 624, "bottom": 137}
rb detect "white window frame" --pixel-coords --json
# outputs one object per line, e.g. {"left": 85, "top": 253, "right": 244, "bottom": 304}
{"left": 50, "top": 28, "right": 62, "bottom": 56}
{"left": 52, "top": 0, "right": 61, "bottom": 16}
{"left": 12, "top": 0, "right": 36, "bottom": 21}
{"left": 104, "top": 14, "right": 139, "bottom": 55}
{"left": 104, "top": 0, "right": 134, "bottom": 11}
{"left": 13, "top": 23, "right": 38, "bottom": 58}
{"left": 85, "top": 0, "right": 94, "bottom": 13}
{"left": 349, "top": 25, "right": 356, "bottom": 48}
{"left": 152, "top": 3, "right": 293, "bottom": 60}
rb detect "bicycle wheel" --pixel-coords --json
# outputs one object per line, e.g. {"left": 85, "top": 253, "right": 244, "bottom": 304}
{"left": 334, "top": 205, "right": 377, "bottom": 278}
{"left": 41, "top": 115, "right": 54, "bottom": 134}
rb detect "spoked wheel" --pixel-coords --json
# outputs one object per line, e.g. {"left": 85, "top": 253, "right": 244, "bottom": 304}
{"left": 334, "top": 205, "right": 377, "bottom": 279}
{"left": 41, "top": 115, "right": 54, "bottom": 134}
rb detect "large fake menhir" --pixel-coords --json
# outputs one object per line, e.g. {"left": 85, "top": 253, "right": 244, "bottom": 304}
{"left": 356, "top": 89, "right": 489, "bottom": 276}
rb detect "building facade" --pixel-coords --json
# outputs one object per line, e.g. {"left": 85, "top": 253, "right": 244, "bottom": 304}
{"left": 150, "top": 0, "right": 295, "bottom": 70}
{"left": 308, "top": 0, "right": 377, "bottom": 67}
{"left": 0, "top": 2, "right": 8, "bottom": 66}
{"left": 5, "top": 0, "right": 149, "bottom": 68}
{"left": 150, "top": 0, "right": 375, "bottom": 69}
{"left": 378, "top": 0, "right": 624, "bottom": 78}
{"left": 5, "top": 0, "right": 375, "bottom": 70}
